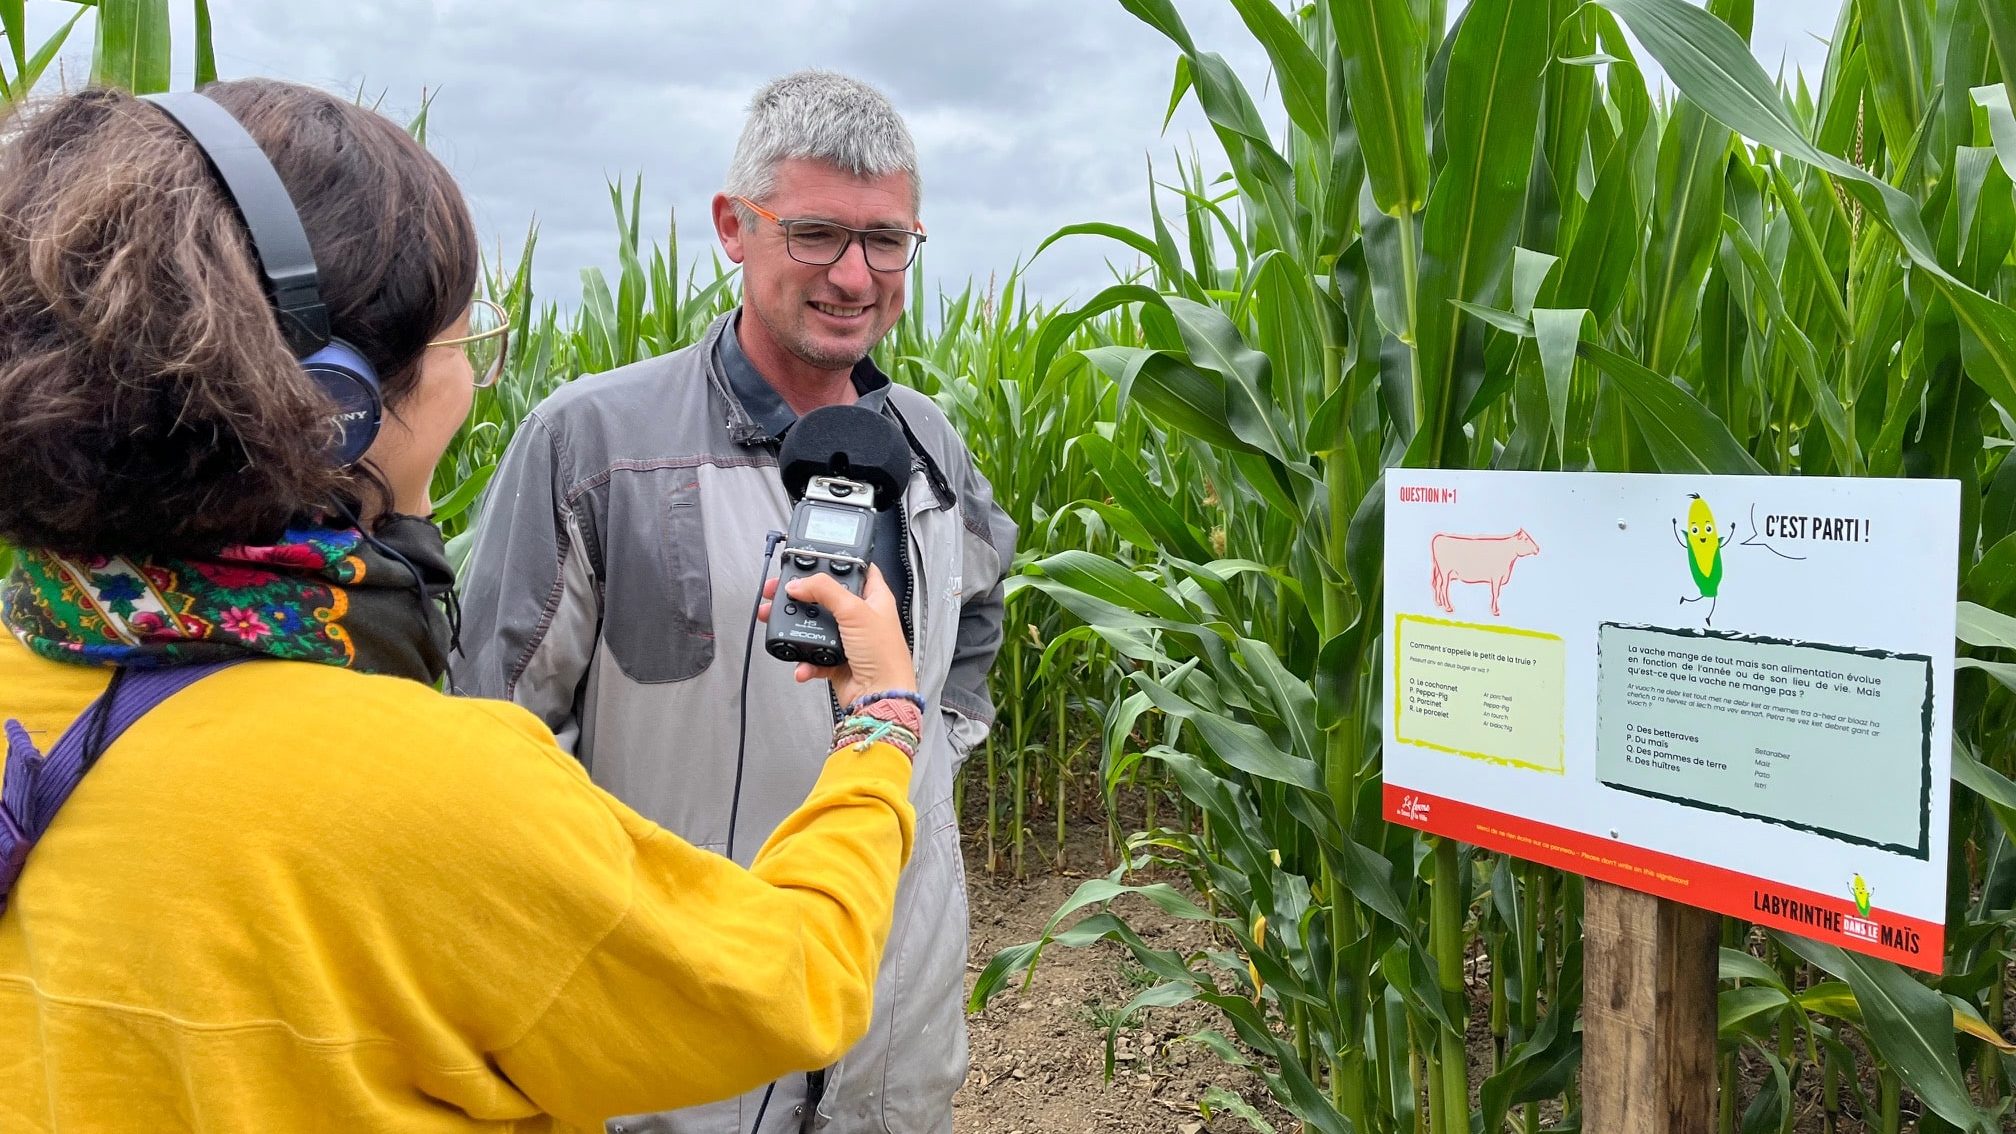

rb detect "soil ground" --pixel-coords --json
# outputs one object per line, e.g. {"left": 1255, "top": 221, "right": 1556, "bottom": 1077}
{"left": 954, "top": 821, "right": 1295, "bottom": 1134}
{"left": 949, "top": 799, "right": 2015, "bottom": 1133}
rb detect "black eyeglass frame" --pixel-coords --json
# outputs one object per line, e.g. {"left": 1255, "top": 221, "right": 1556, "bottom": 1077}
{"left": 733, "top": 195, "right": 928, "bottom": 273}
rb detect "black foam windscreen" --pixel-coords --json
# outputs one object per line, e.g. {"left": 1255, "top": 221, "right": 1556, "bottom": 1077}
{"left": 777, "top": 404, "right": 911, "bottom": 510}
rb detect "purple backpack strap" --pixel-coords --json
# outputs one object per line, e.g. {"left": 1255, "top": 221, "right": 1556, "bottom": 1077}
{"left": 1, "top": 659, "right": 249, "bottom": 913}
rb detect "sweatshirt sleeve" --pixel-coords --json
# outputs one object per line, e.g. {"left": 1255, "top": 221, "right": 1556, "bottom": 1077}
{"left": 451, "top": 411, "right": 601, "bottom": 754}
{"left": 488, "top": 723, "right": 917, "bottom": 1127}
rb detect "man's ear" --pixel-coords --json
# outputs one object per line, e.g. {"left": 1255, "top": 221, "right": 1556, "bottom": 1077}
{"left": 712, "top": 193, "right": 747, "bottom": 264}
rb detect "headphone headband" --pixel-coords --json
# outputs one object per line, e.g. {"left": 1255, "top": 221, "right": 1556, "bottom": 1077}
{"left": 140, "top": 89, "right": 381, "bottom": 467}
{"left": 142, "top": 91, "right": 330, "bottom": 357}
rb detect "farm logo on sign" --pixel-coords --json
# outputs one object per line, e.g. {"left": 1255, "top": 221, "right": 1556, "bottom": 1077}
{"left": 1844, "top": 873, "right": 1880, "bottom": 944}
{"left": 1397, "top": 795, "right": 1431, "bottom": 823}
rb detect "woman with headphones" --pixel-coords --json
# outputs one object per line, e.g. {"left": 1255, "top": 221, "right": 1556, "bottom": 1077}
{"left": 0, "top": 79, "right": 923, "bottom": 1132}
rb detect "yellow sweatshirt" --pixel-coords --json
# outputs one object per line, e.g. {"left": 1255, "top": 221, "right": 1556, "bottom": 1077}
{"left": 0, "top": 632, "right": 916, "bottom": 1132}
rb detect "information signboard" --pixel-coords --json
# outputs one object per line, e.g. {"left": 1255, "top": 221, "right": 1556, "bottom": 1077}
{"left": 1382, "top": 471, "right": 1958, "bottom": 970}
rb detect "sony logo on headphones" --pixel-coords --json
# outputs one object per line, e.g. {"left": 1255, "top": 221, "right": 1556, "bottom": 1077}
{"left": 332, "top": 410, "right": 371, "bottom": 424}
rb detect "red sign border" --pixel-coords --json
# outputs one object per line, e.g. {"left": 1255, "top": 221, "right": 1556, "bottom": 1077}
{"left": 1383, "top": 782, "right": 1942, "bottom": 971}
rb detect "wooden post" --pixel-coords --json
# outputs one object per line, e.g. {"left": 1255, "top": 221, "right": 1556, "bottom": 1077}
{"left": 1583, "top": 880, "right": 1721, "bottom": 1133}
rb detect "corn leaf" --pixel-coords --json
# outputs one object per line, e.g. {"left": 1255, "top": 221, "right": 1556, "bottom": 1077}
{"left": 1604, "top": 0, "right": 2016, "bottom": 414}
{"left": 429, "top": 462, "right": 495, "bottom": 527}
{"left": 1957, "top": 601, "right": 2016, "bottom": 650}
{"left": 1331, "top": 0, "right": 1430, "bottom": 216}
{"left": 1073, "top": 433, "right": 1215, "bottom": 563}
{"left": 1832, "top": 949, "right": 1997, "bottom": 1133}
{"left": 1855, "top": 0, "right": 1931, "bottom": 157}
{"left": 1227, "top": 0, "right": 1327, "bottom": 143}
{"left": 1572, "top": 340, "right": 1767, "bottom": 475}
{"left": 1531, "top": 307, "right": 1586, "bottom": 460}
{"left": 1, "top": 0, "right": 25, "bottom": 85}
{"left": 1164, "top": 295, "right": 1299, "bottom": 464}
{"left": 1639, "top": 85, "right": 1731, "bottom": 376}
{"left": 1081, "top": 345, "right": 1262, "bottom": 457}
{"left": 1131, "top": 670, "right": 1326, "bottom": 794}
{"left": 1976, "top": 85, "right": 2016, "bottom": 185}
{"left": 192, "top": 0, "right": 215, "bottom": 86}
{"left": 90, "top": 0, "right": 170, "bottom": 94}
{"left": 1410, "top": 0, "right": 1550, "bottom": 463}
{"left": 1984, "top": 0, "right": 2016, "bottom": 117}
{"left": 9, "top": 3, "right": 88, "bottom": 100}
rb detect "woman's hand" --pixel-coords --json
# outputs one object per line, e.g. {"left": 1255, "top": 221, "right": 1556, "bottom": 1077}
{"left": 759, "top": 566, "right": 918, "bottom": 709}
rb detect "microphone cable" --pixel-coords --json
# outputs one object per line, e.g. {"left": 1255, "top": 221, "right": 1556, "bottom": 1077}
{"left": 330, "top": 496, "right": 459, "bottom": 691}
{"left": 726, "top": 528, "right": 787, "bottom": 862}
{"left": 747, "top": 1082, "right": 777, "bottom": 1134}
{"left": 731, "top": 528, "right": 788, "bottom": 1134}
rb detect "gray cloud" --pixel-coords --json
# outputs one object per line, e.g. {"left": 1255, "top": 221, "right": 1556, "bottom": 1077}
{"left": 29, "top": 0, "right": 1838, "bottom": 312}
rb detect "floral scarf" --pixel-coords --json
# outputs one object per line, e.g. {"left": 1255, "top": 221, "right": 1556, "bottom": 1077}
{"left": 1, "top": 516, "right": 457, "bottom": 685}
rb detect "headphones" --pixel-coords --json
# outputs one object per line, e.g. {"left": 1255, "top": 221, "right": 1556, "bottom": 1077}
{"left": 142, "top": 91, "right": 382, "bottom": 467}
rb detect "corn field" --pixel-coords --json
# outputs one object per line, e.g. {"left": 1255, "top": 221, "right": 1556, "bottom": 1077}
{"left": 10, "top": 0, "right": 2016, "bottom": 1131}
{"left": 958, "top": 1, "right": 2016, "bottom": 1131}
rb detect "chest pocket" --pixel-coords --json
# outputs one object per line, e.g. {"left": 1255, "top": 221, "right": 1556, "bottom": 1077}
{"left": 599, "top": 475, "right": 716, "bottom": 684}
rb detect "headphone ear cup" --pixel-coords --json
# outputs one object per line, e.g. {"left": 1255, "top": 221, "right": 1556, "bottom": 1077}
{"left": 301, "top": 340, "right": 382, "bottom": 467}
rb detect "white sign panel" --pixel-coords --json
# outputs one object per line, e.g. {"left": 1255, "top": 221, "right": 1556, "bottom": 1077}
{"left": 1382, "top": 471, "right": 1958, "bottom": 969}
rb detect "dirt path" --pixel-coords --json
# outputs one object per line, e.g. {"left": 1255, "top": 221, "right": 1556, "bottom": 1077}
{"left": 953, "top": 826, "right": 1291, "bottom": 1134}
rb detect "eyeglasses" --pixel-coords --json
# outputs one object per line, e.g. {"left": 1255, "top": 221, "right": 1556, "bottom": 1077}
{"left": 428, "top": 298, "right": 511, "bottom": 389}
{"left": 734, "top": 196, "right": 927, "bottom": 273}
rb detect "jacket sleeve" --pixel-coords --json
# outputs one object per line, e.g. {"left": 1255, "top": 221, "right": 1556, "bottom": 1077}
{"left": 489, "top": 721, "right": 918, "bottom": 1127}
{"left": 451, "top": 411, "right": 600, "bottom": 753}
{"left": 940, "top": 446, "right": 1017, "bottom": 768}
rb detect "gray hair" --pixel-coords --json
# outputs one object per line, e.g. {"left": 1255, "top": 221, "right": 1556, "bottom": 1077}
{"left": 724, "top": 70, "right": 920, "bottom": 215}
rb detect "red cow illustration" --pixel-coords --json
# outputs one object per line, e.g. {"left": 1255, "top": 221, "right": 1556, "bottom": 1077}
{"left": 1430, "top": 529, "right": 1540, "bottom": 616}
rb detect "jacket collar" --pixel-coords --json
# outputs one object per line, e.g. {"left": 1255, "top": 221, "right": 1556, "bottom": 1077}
{"left": 709, "top": 309, "right": 892, "bottom": 447}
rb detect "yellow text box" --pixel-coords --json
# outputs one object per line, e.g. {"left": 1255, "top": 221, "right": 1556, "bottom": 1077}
{"left": 1394, "top": 614, "right": 1566, "bottom": 773}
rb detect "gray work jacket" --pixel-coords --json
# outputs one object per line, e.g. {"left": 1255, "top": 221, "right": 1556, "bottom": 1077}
{"left": 453, "top": 311, "right": 1015, "bottom": 1133}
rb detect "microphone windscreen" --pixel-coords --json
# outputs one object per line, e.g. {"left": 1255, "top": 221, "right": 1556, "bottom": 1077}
{"left": 777, "top": 404, "right": 911, "bottom": 509}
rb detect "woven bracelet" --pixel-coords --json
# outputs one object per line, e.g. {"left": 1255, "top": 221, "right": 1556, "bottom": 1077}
{"left": 848, "top": 696, "right": 924, "bottom": 735}
{"left": 832, "top": 715, "right": 920, "bottom": 760}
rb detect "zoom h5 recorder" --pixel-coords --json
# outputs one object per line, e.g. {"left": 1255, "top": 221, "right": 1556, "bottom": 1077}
{"left": 763, "top": 404, "right": 912, "bottom": 668}
{"left": 767, "top": 474, "right": 878, "bottom": 666}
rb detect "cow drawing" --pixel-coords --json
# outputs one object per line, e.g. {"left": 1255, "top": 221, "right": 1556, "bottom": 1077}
{"left": 1430, "top": 529, "right": 1540, "bottom": 616}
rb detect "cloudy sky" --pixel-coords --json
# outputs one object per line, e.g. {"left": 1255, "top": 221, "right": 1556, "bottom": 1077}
{"left": 32, "top": 0, "right": 1840, "bottom": 309}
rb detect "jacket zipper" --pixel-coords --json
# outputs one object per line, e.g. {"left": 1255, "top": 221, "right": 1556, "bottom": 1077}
{"left": 897, "top": 459, "right": 919, "bottom": 650}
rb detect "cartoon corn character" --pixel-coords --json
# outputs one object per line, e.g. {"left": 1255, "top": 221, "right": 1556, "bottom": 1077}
{"left": 1672, "top": 493, "right": 1732, "bottom": 625}
{"left": 1851, "top": 874, "right": 1872, "bottom": 918}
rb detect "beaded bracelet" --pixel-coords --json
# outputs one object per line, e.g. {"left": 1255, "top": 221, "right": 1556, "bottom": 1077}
{"left": 844, "top": 689, "right": 927, "bottom": 716}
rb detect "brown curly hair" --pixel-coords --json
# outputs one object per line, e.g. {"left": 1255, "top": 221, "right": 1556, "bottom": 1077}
{"left": 0, "top": 78, "right": 478, "bottom": 557}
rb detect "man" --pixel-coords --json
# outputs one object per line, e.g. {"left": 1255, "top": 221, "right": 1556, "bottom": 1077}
{"left": 455, "top": 71, "right": 1014, "bottom": 1134}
